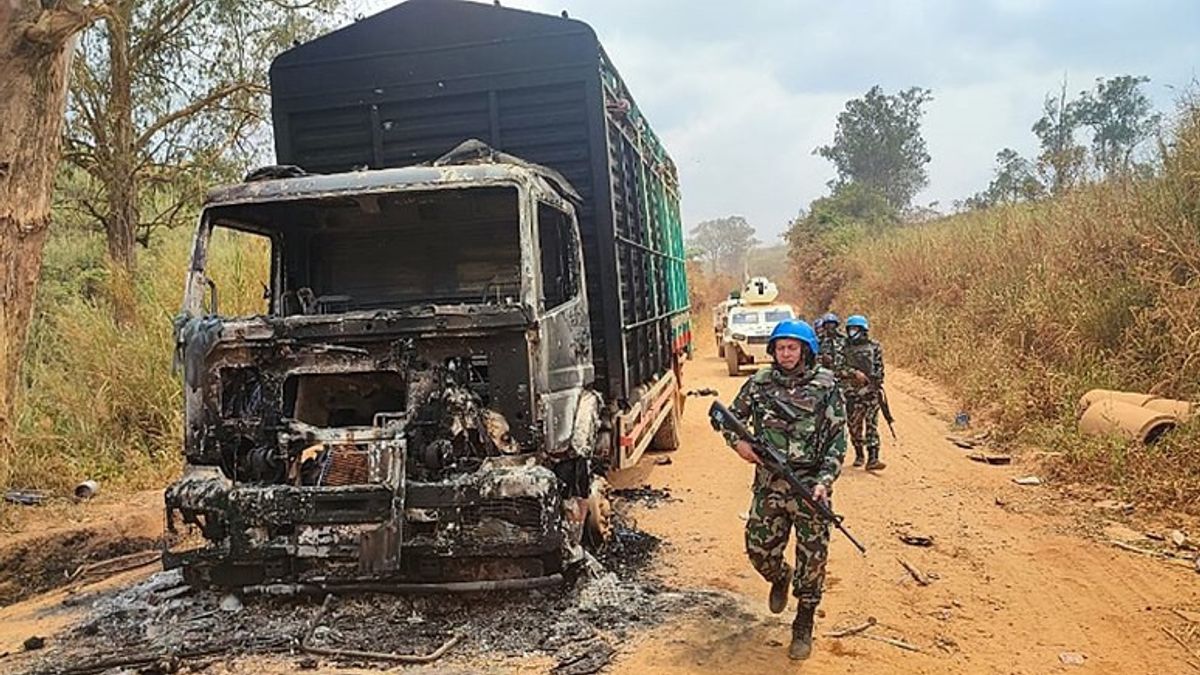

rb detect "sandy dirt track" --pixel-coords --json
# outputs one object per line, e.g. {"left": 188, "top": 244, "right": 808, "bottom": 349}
{"left": 2, "top": 346, "right": 1199, "bottom": 674}
{"left": 609, "top": 346, "right": 1200, "bottom": 674}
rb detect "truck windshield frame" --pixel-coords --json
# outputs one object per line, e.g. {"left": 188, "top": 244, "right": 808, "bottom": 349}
{"left": 186, "top": 185, "right": 529, "bottom": 318}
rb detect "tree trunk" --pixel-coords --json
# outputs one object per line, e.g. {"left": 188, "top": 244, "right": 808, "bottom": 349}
{"left": 102, "top": 3, "right": 138, "bottom": 324}
{"left": 0, "top": 2, "right": 102, "bottom": 478}
{"left": 104, "top": 2, "right": 137, "bottom": 275}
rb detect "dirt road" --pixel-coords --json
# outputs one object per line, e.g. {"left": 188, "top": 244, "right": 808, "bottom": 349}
{"left": 3, "top": 347, "right": 1199, "bottom": 673}
{"left": 611, "top": 348, "right": 1200, "bottom": 674}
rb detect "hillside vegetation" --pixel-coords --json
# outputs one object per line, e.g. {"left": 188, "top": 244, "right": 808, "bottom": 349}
{"left": 834, "top": 101, "right": 1200, "bottom": 511}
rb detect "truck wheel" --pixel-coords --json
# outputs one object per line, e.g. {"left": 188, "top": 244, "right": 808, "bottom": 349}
{"left": 726, "top": 347, "right": 741, "bottom": 376}
{"left": 583, "top": 477, "right": 613, "bottom": 547}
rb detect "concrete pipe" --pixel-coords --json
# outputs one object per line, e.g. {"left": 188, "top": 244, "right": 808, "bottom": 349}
{"left": 1078, "top": 389, "right": 1156, "bottom": 411}
{"left": 1143, "top": 398, "right": 1196, "bottom": 423}
{"left": 1079, "top": 399, "right": 1177, "bottom": 444}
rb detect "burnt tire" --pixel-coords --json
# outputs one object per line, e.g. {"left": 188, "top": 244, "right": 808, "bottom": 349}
{"left": 726, "top": 346, "right": 741, "bottom": 376}
{"left": 583, "top": 477, "right": 613, "bottom": 547}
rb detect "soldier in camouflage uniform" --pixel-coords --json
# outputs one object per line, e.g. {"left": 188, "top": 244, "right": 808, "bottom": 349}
{"left": 725, "top": 319, "right": 847, "bottom": 660}
{"left": 816, "top": 312, "right": 845, "bottom": 371}
{"left": 841, "top": 314, "right": 886, "bottom": 470}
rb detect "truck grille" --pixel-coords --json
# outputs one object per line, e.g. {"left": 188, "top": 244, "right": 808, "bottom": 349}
{"left": 461, "top": 498, "right": 544, "bottom": 529}
{"left": 748, "top": 335, "right": 770, "bottom": 344}
{"left": 318, "top": 447, "right": 370, "bottom": 486}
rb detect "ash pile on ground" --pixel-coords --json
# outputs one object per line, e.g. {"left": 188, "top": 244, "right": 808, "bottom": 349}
{"left": 15, "top": 509, "right": 744, "bottom": 675}
{"left": 608, "top": 485, "right": 675, "bottom": 509}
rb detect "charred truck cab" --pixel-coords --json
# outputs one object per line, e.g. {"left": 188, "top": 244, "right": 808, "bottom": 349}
{"left": 167, "top": 154, "right": 600, "bottom": 587}
{"left": 166, "top": 0, "right": 691, "bottom": 589}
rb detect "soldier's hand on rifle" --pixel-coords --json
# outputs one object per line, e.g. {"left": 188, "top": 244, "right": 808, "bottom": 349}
{"left": 812, "top": 483, "right": 830, "bottom": 505}
{"left": 852, "top": 370, "right": 869, "bottom": 387}
{"left": 734, "top": 440, "right": 761, "bottom": 465}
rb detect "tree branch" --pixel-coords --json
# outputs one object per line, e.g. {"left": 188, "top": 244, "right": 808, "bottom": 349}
{"left": 131, "top": 0, "right": 201, "bottom": 67}
{"left": 77, "top": 196, "right": 111, "bottom": 234}
{"left": 21, "top": 1, "right": 111, "bottom": 48}
{"left": 135, "top": 81, "right": 265, "bottom": 149}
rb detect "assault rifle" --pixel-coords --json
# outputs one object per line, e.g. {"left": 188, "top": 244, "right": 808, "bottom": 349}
{"left": 709, "top": 400, "right": 867, "bottom": 554}
{"left": 849, "top": 364, "right": 897, "bottom": 441}
{"left": 878, "top": 387, "right": 896, "bottom": 440}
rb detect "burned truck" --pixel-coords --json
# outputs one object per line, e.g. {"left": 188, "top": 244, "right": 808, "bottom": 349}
{"left": 165, "top": 0, "right": 691, "bottom": 589}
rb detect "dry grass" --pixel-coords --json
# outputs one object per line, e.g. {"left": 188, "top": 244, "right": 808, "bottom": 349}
{"left": 4, "top": 225, "right": 268, "bottom": 498}
{"left": 835, "top": 100, "right": 1200, "bottom": 512}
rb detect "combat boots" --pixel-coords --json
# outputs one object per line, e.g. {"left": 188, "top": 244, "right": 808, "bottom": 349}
{"left": 789, "top": 604, "right": 816, "bottom": 660}
{"left": 768, "top": 563, "right": 792, "bottom": 614}
{"left": 851, "top": 453, "right": 864, "bottom": 467}
{"left": 865, "top": 457, "right": 886, "bottom": 471}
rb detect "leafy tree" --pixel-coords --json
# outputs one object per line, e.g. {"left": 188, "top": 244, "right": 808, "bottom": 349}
{"left": 796, "top": 182, "right": 898, "bottom": 233}
{"left": 1075, "top": 75, "right": 1161, "bottom": 177}
{"left": 1032, "top": 78, "right": 1087, "bottom": 195}
{"left": 1, "top": 0, "right": 107, "bottom": 480}
{"left": 1030, "top": 75, "right": 1161, "bottom": 195}
{"left": 62, "top": 0, "right": 341, "bottom": 283}
{"left": 687, "top": 216, "right": 759, "bottom": 277}
{"left": 785, "top": 183, "right": 898, "bottom": 312}
{"left": 817, "top": 86, "right": 934, "bottom": 211}
{"left": 964, "top": 148, "right": 1043, "bottom": 209}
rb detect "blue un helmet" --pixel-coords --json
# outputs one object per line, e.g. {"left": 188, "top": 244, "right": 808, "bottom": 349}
{"left": 820, "top": 312, "right": 840, "bottom": 327}
{"left": 845, "top": 315, "right": 869, "bottom": 330}
{"left": 768, "top": 319, "right": 820, "bottom": 356}
{"left": 846, "top": 315, "right": 869, "bottom": 340}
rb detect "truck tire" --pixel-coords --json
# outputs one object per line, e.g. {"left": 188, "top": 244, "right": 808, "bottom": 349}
{"left": 583, "top": 477, "right": 613, "bottom": 547}
{"left": 726, "top": 347, "right": 740, "bottom": 376}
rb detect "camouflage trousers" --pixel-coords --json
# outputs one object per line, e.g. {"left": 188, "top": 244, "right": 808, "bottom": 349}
{"left": 846, "top": 395, "right": 881, "bottom": 461}
{"left": 745, "top": 476, "right": 831, "bottom": 607}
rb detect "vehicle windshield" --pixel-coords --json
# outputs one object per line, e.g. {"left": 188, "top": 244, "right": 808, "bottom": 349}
{"left": 731, "top": 312, "right": 760, "bottom": 325}
{"left": 199, "top": 186, "right": 523, "bottom": 316}
{"left": 764, "top": 309, "right": 794, "bottom": 322}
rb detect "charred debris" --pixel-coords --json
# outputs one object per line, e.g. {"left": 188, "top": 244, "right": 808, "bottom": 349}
{"left": 15, "top": 509, "right": 746, "bottom": 675}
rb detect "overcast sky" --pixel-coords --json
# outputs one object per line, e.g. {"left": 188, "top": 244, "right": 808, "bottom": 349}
{"left": 361, "top": 0, "right": 1199, "bottom": 241}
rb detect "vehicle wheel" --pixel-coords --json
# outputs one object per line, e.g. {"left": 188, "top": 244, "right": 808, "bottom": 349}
{"left": 583, "top": 477, "right": 613, "bottom": 547}
{"left": 726, "top": 347, "right": 741, "bottom": 376}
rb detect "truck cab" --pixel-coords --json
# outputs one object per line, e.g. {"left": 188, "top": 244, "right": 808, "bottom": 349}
{"left": 166, "top": 153, "right": 607, "bottom": 587}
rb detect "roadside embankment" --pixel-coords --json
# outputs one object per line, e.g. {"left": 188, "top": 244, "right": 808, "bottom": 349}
{"left": 835, "top": 102, "right": 1200, "bottom": 512}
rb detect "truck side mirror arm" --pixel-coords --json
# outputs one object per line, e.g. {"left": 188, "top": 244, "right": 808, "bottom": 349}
{"left": 204, "top": 277, "right": 219, "bottom": 316}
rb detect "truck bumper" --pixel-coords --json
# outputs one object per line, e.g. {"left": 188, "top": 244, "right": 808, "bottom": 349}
{"left": 734, "top": 342, "right": 770, "bottom": 364}
{"left": 164, "top": 463, "right": 565, "bottom": 587}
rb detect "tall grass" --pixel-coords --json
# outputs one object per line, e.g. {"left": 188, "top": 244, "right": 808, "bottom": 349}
{"left": 835, "top": 100, "right": 1200, "bottom": 511}
{"left": 5, "top": 224, "right": 268, "bottom": 494}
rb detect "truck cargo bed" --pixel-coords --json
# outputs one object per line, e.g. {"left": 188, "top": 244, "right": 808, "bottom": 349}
{"left": 269, "top": 0, "right": 690, "bottom": 404}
